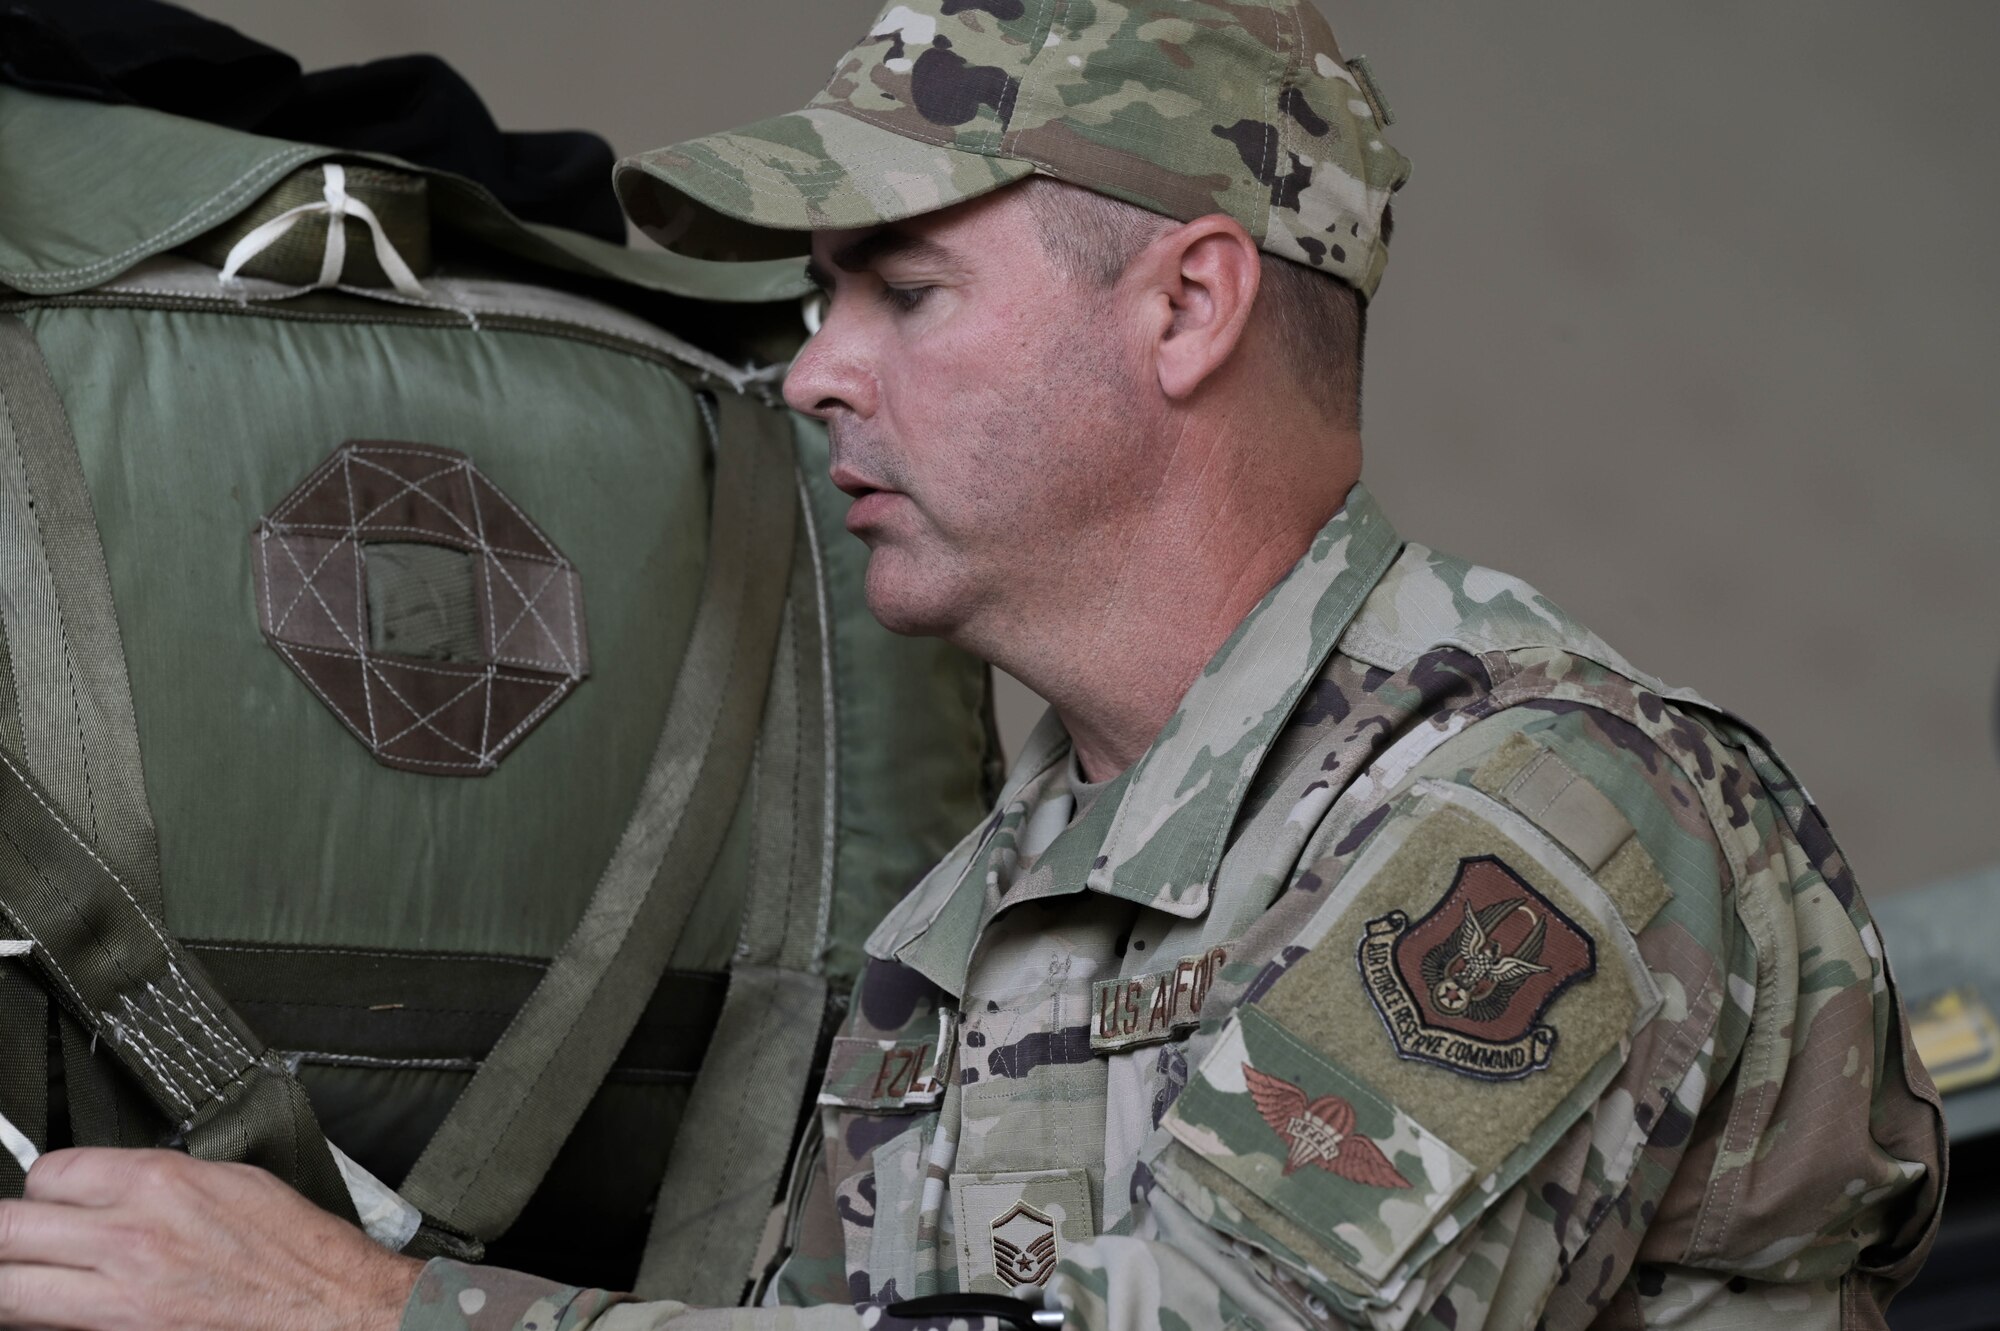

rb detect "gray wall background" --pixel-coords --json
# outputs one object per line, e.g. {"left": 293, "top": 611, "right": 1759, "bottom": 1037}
{"left": 182, "top": 0, "right": 2000, "bottom": 896}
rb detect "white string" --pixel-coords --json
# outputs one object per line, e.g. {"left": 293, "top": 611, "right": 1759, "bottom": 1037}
{"left": 0, "top": 1106, "right": 36, "bottom": 1172}
{"left": 219, "top": 164, "right": 427, "bottom": 298}
{"left": 0, "top": 941, "right": 33, "bottom": 1160}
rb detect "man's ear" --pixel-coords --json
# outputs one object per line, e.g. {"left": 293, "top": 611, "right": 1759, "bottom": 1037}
{"left": 1131, "top": 216, "right": 1263, "bottom": 402}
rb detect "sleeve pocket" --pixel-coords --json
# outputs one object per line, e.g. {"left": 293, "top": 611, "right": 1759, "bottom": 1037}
{"left": 1150, "top": 776, "right": 1666, "bottom": 1306}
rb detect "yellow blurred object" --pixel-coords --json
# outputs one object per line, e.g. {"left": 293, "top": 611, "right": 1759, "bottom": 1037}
{"left": 1909, "top": 986, "right": 2000, "bottom": 1094}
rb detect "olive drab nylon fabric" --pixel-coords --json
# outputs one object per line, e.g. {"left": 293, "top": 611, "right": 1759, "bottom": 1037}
{"left": 0, "top": 746, "right": 359, "bottom": 1227}
{"left": 636, "top": 515, "right": 834, "bottom": 1303}
{"left": 0, "top": 308, "right": 179, "bottom": 1163}
{"left": 0, "top": 86, "right": 811, "bottom": 308}
{"left": 0, "top": 313, "right": 60, "bottom": 1181}
{"left": 0, "top": 315, "right": 161, "bottom": 914}
{"left": 399, "top": 390, "right": 801, "bottom": 1242}
{"left": 0, "top": 81, "right": 997, "bottom": 1288}
{"left": 0, "top": 639, "right": 28, "bottom": 1179}
{"left": 0, "top": 316, "right": 357, "bottom": 1222}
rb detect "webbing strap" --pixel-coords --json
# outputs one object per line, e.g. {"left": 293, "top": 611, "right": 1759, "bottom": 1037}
{"left": 0, "top": 583, "right": 45, "bottom": 1194}
{"left": 0, "top": 745, "right": 357, "bottom": 1224}
{"left": 400, "top": 391, "right": 801, "bottom": 1241}
{"left": 56, "top": 1009, "right": 160, "bottom": 1151}
{"left": 0, "top": 312, "right": 355, "bottom": 1217}
{"left": 0, "top": 312, "right": 160, "bottom": 1156}
{"left": 636, "top": 503, "right": 836, "bottom": 1301}
{"left": 641, "top": 968, "right": 827, "bottom": 1299}
{"left": 0, "top": 314, "right": 161, "bottom": 914}
{"left": 0, "top": 966, "right": 45, "bottom": 1193}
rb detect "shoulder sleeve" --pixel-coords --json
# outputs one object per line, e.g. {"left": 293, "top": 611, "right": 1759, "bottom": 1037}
{"left": 1139, "top": 704, "right": 1754, "bottom": 1328}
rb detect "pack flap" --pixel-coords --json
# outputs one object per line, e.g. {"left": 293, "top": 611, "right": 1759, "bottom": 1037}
{"left": 0, "top": 86, "right": 810, "bottom": 304}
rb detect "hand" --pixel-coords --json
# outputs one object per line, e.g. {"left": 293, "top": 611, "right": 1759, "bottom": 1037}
{"left": 0, "top": 1149, "right": 424, "bottom": 1331}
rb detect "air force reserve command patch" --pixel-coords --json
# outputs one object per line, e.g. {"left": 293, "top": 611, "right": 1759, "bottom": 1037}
{"left": 1146, "top": 775, "right": 1665, "bottom": 1297}
{"left": 1359, "top": 855, "right": 1596, "bottom": 1080}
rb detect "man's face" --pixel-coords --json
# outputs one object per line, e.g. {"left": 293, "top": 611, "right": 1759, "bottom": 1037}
{"left": 784, "top": 187, "right": 1159, "bottom": 643}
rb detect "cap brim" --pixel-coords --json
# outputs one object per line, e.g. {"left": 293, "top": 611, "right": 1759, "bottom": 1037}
{"left": 616, "top": 106, "right": 1035, "bottom": 258}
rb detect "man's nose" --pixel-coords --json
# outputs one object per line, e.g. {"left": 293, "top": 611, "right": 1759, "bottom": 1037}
{"left": 782, "top": 318, "right": 876, "bottom": 422}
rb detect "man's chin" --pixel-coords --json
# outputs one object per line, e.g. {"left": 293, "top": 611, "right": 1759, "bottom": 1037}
{"left": 861, "top": 552, "right": 966, "bottom": 640}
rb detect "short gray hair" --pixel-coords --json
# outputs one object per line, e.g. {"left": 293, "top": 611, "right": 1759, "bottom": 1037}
{"left": 1018, "top": 176, "right": 1373, "bottom": 428}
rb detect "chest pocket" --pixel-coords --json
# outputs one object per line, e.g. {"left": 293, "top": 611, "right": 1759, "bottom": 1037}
{"left": 1151, "top": 776, "right": 1665, "bottom": 1306}
{"left": 818, "top": 1008, "right": 956, "bottom": 1303}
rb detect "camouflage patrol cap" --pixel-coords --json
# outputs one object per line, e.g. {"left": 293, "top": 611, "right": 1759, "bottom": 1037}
{"left": 615, "top": 0, "right": 1413, "bottom": 299}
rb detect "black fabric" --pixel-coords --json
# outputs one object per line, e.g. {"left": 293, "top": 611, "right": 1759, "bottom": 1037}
{"left": 0, "top": 0, "right": 625, "bottom": 242}
{"left": 186, "top": 943, "right": 730, "bottom": 1079}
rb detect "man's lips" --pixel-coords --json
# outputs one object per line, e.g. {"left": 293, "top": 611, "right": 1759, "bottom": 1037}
{"left": 843, "top": 488, "right": 904, "bottom": 534}
{"left": 829, "top": 462, "right": 905, "bottom": 533}
{"left": 828, "top": 462, "right": 885, "bottom": 499}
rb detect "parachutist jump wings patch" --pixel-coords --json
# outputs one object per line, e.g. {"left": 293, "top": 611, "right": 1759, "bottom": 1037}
{"left": 1243, "top": 1065, "right": 1409, "bottom": 1186}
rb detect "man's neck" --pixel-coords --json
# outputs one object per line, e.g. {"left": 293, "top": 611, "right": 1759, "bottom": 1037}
{"left": 991, "top": 477, "right": 1358, "bottom": 784}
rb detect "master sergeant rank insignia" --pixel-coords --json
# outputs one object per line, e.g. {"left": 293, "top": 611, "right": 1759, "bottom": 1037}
{"left": 1359, "top": 854, "right": 1595, "bottom": 1081}
{"left": 990, "top": 1202, "right": 1059, "bottom": 1287}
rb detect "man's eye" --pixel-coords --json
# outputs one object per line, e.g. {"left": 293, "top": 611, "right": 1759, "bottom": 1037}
{"left": 879, "top": 284, "right": 932, "bottom": 312}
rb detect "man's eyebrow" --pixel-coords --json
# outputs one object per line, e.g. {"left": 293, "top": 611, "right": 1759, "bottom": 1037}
{"left": 831, "top": 228, "right": 960, "bottom": 277}
{"left": 806, "top": 228, "right": 961, "bottom": 293}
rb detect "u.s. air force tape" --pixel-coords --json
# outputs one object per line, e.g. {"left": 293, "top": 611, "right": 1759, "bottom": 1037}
{"left": 1091, "top": 944, "right": 1233, "bottom": 1053}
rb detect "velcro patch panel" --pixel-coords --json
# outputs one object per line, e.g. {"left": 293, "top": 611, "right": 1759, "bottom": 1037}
{"left": 1150, "top": 777, "right": 1662, "bottom": 1298}
{"left": 1162, "top": 1005, "right": 1472, "bottom": 1286}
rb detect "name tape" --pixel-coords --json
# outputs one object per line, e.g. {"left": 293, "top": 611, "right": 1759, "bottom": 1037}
{"left": 1091, "top": 945, "right": 1231, "bottom": 1053}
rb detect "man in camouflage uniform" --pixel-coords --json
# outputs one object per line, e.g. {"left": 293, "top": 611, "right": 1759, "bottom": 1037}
{"left": 0, "top": 1, "right": 1943, "bottom": 1329}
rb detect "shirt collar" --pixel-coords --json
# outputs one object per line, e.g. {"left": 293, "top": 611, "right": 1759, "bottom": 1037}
{"left": 865, "top": 483, "right": 1403, "bottom": 979}
{"left": 1085, "top": 483, "right": 1402, "bottom": 916}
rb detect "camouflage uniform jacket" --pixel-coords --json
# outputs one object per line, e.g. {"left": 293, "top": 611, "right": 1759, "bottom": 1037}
{"left": 406, "top": 484, "right": 1943, "bottom": 1331}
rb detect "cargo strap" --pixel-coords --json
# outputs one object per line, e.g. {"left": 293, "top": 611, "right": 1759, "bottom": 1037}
{"left": 0, "top": 316, "right": 161, "bottom": 912}
{"left": 636, "top": 482, "right": 835, "bottom": 1302}
{"left": 0, "top": 535, "right": 43, "bottom": 1199}
{"left": 0, "top": 311, "right": 152, "bottom": 1170}
{"left": 0, "top": 314, "right": 357, "bottom": 1224}
{"left": 0, "top": 746, "right": 360, "bottom": 1226}
{"left": 400, "top": 390, "right": 801, "bottom": 1241}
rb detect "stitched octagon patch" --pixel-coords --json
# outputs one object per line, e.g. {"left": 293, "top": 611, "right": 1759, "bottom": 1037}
{"left": 252, "top": 441, "right": 589, "bottom": 775}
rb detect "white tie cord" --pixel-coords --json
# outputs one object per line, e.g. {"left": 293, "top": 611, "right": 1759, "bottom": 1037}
{"left": 219, "top": 163, "right": 427, "bottom": 298}
{"left": 0, "top": 940, "right": 38, "bottom": 1170}
{"left": 0, "top": 1106, "right": 35, "bottom": 1173}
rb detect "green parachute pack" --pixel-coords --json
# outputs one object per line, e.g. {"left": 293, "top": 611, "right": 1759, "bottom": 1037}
{"left": 0, "top": 84, "right": 997, "bottom": 1298}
